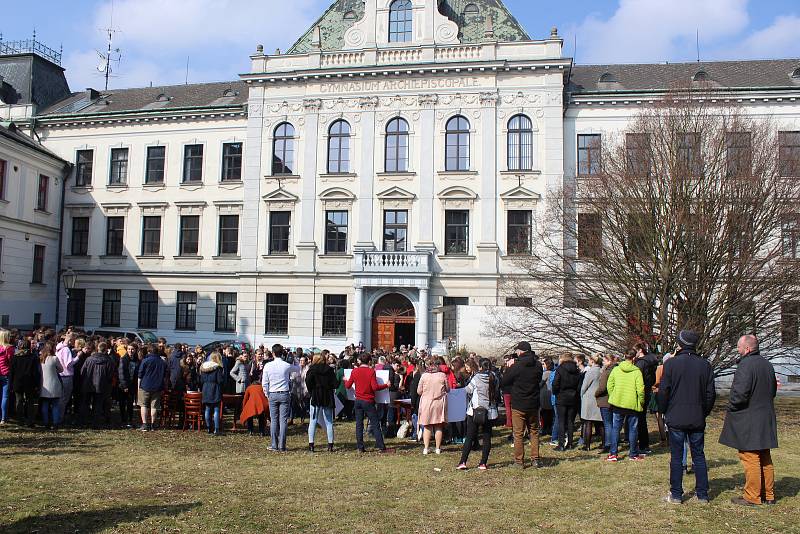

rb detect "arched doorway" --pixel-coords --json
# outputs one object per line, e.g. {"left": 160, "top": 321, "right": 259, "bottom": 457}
{"left": 371, "top": 293, "right": 415, "bottom": 352}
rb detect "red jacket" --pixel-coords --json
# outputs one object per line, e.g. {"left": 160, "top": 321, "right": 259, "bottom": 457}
{"left": 345, "top": 365, "right": 388, "bottom": 403}
{"left": 440, "top": 364, "right": 457, "bottom": 390}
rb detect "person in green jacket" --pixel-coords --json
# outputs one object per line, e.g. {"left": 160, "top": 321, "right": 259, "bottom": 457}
{"left": 606, "top": 350, "right": 645, "bottom": 462}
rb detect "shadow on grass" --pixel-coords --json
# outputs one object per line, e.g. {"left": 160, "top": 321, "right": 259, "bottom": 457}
{"left": 5, "top": 503, "right": 199, "bottom": 534}
{"left": 709, "top": 475, "right": 800, "bottom": 502}
{"left": 0, "top": 432, "right": 112, "bottom": 457}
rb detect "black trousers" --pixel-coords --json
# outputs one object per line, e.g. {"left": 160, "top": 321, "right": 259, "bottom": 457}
{"left": 540, "top": 409, "right": 554, "bottom": 436}
{"left": 556, "top": 405, "right": 577, "bottom": 447}
{"left": 459, "top": 415, "right": 492, "bottom": 466}
{"left": 247, "top": 414, "right": 266, "bottom": 435}
{"left": 638, "top": 393, "right": 651, "bottom": 450}
{"left": 15, "top": 391, "right": 37, "bottom": 425}
{"left": 118, "top": 390, "right": 133, "bottom": 424}
{"left": 80, "top": 392, "right": 111, "bottom": 427}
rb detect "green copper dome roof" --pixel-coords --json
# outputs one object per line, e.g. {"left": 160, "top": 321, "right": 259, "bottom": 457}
{"left": 287, "top": 0, "right": 530, "bottom": 54}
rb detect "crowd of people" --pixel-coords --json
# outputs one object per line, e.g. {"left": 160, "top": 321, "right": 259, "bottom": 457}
{"left": 0, "top": 326, "right": 779, "bottom": 506}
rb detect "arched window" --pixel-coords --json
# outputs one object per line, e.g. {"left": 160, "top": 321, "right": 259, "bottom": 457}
{"left": 445, "top": 116, "right": 470, "bottom": 171}
{"left": 389, "top": 0, "right": 413, "bottom": 43}
{"left": 507, "top": 114, "right": 533, "bottom": 171}
{"left": 385, "top": 117, "right": 409, "bottom": 172}
{"left": 272, "top": 122, "right": 295, "bottom": 175}
{"left": 327, "top": 120, "right": 351, "bottom": 174}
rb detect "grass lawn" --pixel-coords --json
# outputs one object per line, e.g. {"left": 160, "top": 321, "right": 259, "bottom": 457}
{"left": 0, "top": 399, "right": 798, "bottom": 534}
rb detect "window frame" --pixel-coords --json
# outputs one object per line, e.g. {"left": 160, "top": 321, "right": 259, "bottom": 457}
{"left": 145, "top": 145, "right": 166, "bottom": 184}
{"left": 726, "top": 131, "right": 752, "bottom": 177}
{"left": 268, "top": 211, "right": 291, "bottom": 255}
{"left": 385, "top": 117, "right": 410, "bottom": 173}
{"left": 322, "top": 294, "right": 347, "bottom": 338}
{"left": 75, "top": 150, "right": 93, "bottom": 187}
{"left": 221, "top": 142, "right": 243, "bottom": 182}
{"left": 677, "top": 132, "right": 702, "bottom": 176}
{"left": 577, "top": 134, "right": 602, "bottom": 177}
{"left": 109, "top": 147, "right": 129, "bottom": 185}
{"left": 138, "top": 290, "right": 158, "bottom": 329}
{"left": 578, "top": 212, "right": 603, "bottom": 260}
{"left": 101, "top": 289, "right": 121, "bottom": 327}
{"left": 782, "top": 214, "right": 800, "bottom": 259}
{"left": 388, "top": 0, "right": 413, "bottom": 43}
{"left": 782, "top": 301, "right": 800, "bottom": 346}
{"left": 182, "top": 144, "right": 204, "bottom": 183}
{"left": 71, "top": 216, "right": 90, "bottom": 256}
{"left": 625, "top": 133, "right": 651, "bottom": 177}
{"left": 779, "top": 131, "right": 800, "bottom": 177}
{"left": 445, "top": 116, "right": 470, "bottom": 172}
{"left": 324, "top": 210, "right": 349, "bottom": 255}
{"left": 506, "top": 210, "right": 533, "bottom": 255}
{"left": 507, "top": 114, "right": 533, "bottom": 171}
{"left": 179, "top": 214, "right": 200, "bottom": 256}
{"left": 175, "top": 291, "right": 197, "bottom": 331}
{"left": 32, "top": 244, "right": 45, "bottom": 283}
{"left": 215, "top": 292, "right": 237, "bottom": 333}
{"left": 327, "top": 120, "right": 351, "bottom": 174}
{"left": 383, "top": 209, "right": 408, "bottom": 252}
{"left": 36, "top": 174, "right": 49, "bottom": 211}
{"left": 106, "top": 216, "right": 125, "bottom": 256}
{"left": 141, "top": 215, "right": 162, "bottom": 256}
{"left": 0, "top": 158, "right": 6, "bottom": 200}
{"left": 218, "top": 214, "right": 240, "bottom": 256}
{"left": 444, "top": 209, "right": 469, "bottom": 255}
{"left": 66, "top": 288, "right": 86, "bottom": 327}
{"left": 265, "top": 293, "right": 289, "bottom": 335}
{"left": 272, "top": 123, "right": 296, "bottom": 175}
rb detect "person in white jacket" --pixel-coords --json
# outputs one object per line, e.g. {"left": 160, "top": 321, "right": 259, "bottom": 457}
{"left": 457, "top": 359, "right": 499, "bottom": 471}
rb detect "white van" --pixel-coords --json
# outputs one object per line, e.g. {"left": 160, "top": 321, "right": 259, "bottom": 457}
{"left": 92, "top": 329, "right": 159, "bottom": 345}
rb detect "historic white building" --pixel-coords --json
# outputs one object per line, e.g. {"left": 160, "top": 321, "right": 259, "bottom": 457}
{"left": 3, "top": 1, "right": 800, "bottom": 384}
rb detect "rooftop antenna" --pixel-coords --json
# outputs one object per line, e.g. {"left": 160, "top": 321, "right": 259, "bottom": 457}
{"left": 185, "top": 56, "right": 190, "bottom": 85}
{"left": 696, "top": 28, "right": 700, "bottom": 63}
{"left": 96, "top": 0, "right": 122, "bottom": 90}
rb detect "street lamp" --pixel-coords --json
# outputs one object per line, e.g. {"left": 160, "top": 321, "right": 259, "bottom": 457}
{"left": 62, "top": 268, "right": 77, "bottom": 297}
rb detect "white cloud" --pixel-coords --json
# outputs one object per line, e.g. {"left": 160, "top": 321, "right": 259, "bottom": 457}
{"left": 65, "top": 0, "right": 328, "bottom": 89}
{"left": 570, "top": 0, "right": 750, "bottom": 64}
{"left": 726, "top": 14, "right": 800, "bottom": 59}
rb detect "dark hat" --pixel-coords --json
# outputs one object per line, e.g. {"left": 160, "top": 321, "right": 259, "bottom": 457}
{"left": 515, "top": 341, "right": 532, "bottom": 352}
{"left": 677, "top": 330, "right": 699, "bottom": 350}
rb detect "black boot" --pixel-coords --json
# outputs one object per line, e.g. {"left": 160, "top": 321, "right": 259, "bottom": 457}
{"left": 309, "top": 443, "right": 315, "bottom": 453}
{"left": 327, "top": 443, "right": 334, "bottom": 452}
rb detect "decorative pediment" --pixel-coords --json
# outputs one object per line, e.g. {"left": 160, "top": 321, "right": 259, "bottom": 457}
{"left": 65, "top": 203, "right": 96, "bottom": 217}
{"left": 377, "top": 185, "right": 416, "bottom": 209}
{"left": 319, "top": 187, "right": 356, "bottom": 208}
{"left": 500, "top": 185, "right": 541, "bottom": 209}
{"left": 262, "top": 188, "right": 299, "bottom": 210}
{"left": 438, "top": 186, "right": 477, "bottom": 208}
{"left": 174, "top": 201, "right": 207, "bottom": 215}
{"left": 213, "top": 200, "right": 244, "bottom": 214}
{"left": 100, "top": 202, "right": 131, "bottom": 216}
{"left": 137, "top": 201, "right": 169, "bottom": 216}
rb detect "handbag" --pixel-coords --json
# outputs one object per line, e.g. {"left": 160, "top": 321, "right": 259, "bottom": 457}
{"left": 396, "top": 420, "right": 410, "bottom": 439}
{"left": 473, "top": 406, "right": 488, "bottom": 425}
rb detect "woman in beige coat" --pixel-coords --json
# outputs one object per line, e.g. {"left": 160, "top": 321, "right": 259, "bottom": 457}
{"left": 417, "top": 357, "right": 449, "bottom": 455}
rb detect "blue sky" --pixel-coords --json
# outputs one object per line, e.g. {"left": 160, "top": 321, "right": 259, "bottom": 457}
{"left": 3, "top": 0, "right": 800, "bottom": 91}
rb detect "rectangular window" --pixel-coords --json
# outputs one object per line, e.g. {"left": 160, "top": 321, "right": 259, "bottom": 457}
{"left": 218, "top": 215, "right": 239, "bottom": 255}
{"left": 444, "top": 210, "right": 469, "bottom": 255}
{"left": 383, "top": 210, "right": 408, "bottom": 252}
{"left": 442, "top": 296, "right": 468, "bottom": 340}
{"left": 269, "top": 211, "right": 291, "bottom": 254}
{"left": 141, "top": 216, "right": 162, "bottom": 256}
{"left": 66, "top": 288, "right": 86, "bottom": 327}
{"left": 179, "top": 215, "right": 200, "bottom": 256}
{"left": 32, "top": 245, "right": 45, "bottom": 283}
{"left": 677, "top": 133, "right": 701, "bottom": 176}
{"left": 726, "top": 132, "right": 752, "bottom": 177}
{"left": 783, "top": 215, "right": 800, "bottom": 259}
{"left": 183, "top": 144, "right": 203, "bottom": 183}
{"left": 36, "top": 175, "right": 49, "bottom": 211}
{"left": 106, "top": 216, "right": 125, "bottom": 256}
{"left": 221, "top": 142, "right": 242, "bottom": 182}
{"left": 175, "top": 291, "right": 197, "bottom": 330}
{"left": 322, "top": 294, "right": 347, "bottom": 337}
{"left": 145, "top": 146, "right": 166, "bottom": 184}
{"left": 325, "top": 211, "right": 348, "bottom": 254}
{"left": 265, "top": 293, "right": 289, "bottom": 335}
{"left": 71, "top": 217, "right": 90, "bottom": 256}
{"left": 101, "top": 289, "right": 121, "bottom": 327}
{"left": 33, "top": 313, "right": 41, "bottom": 329}
{"left": 779, "top": 131, "right": 800, "bottom": 177}
{"left": 625, "top": 133, "right": 650, "bottom": 176}
{"left": 507, "top": 210, "right": 533, "bottom": 255}
{"left": 0, "top": 158, "right": 6, "bottom": 199}
{"left": 109, "top": 148, "right": 129, "bottom": 185}
{"left": 578, "top": 213, "right": 602, "bottom": 260}
{"left": 781, "top": 302, "right": 799, "bottom": 346}
{"left": 75, "top": 150, "right": 93, "bottom": 186}
{"left": 215, "top": 292, "right": 237, "bottom": 332}
{"left": 626, "top": 213, "right": 650, "bottom": 258}
{"left": 506, "top": 297, "right": 532, "bottom": 307}
{"left": 727, "top": 301, "right": 756, "bottom": 344}
{"left": 577, "top": 134, "right": 601, "bottom": 176}
{"left": 138, "top": 290, "right": 158, "bottom": 329}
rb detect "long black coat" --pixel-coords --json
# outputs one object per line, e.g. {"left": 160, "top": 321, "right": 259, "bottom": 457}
{"left": 305, "top": 363, "right": 337, "bottom": 409}
{"left": 656, "top": 349, "right": 715, "bottom": 432}
{"left": 719, "top": 351, "right": 778, "bottom": 451}
{"left": 552, "top": 361, "right": 581, "bottom": 407}
{"left": 500, "top": 352, "right": 543, "bottom": 413}
{"left": 10, "top": 350, "right": 41, "bottom": 394}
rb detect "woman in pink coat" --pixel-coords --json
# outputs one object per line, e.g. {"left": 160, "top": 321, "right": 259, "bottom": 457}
{"left": 417, "top": 356, "right": 449, "bottom": 455}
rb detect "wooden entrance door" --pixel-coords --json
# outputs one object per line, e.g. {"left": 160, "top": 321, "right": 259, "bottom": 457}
{"left": 372, "top": 320, "right": 396, "bottom": 352}
{"left": 371, "top": 294, "right": 416, "bottom": 352}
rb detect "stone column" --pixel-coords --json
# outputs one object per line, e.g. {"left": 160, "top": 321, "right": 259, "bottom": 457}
{"left": 417, "top": 287, "right": 429, "bottom": 349}
{"left": 477, "top": 91, "right": 499, "bottom": 272}
{"left": 355, "top": 96, "right": 378, "bottom": 250}
{"left": 353, "top": 285, "right": 365, "bottom": 345}
{"left": 416, "top": 94, "right": 438, "bottom": 252}
{"left": 297, "top": 98, "right": 322, "bottom": 271}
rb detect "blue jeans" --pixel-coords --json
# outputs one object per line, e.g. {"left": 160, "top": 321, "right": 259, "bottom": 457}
{"left": 551, "top": 407, "right": 561, "bottom": 443}
{"left": 268, "top": 391, "right": 290, "bottom": 450}
{"left": 308, "top": 404, "right": 334, "bottom": 444}
{"left": 600, "top": 407, "right": 613, "bottom": 448}
{"left": 204, "top": 403, "right": 220, "bottom": 433}
{"left": 669, "top": 429, "right": 709, "bottom": 500}
{"left": 610, "top": 412, "right": 639, "bottom": 458}
{"left": 41, "top": 397, "right": 61, "bottom": 427}
{"left": 355, "top": 399, "right": 385, "bottom": 450}
{"left": 0, "top": 375, "right": 9, "bottom": 421}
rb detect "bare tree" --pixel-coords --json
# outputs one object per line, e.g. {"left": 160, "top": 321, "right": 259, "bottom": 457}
{"left": 494, "top": 89, "right": 800, "bottom": 374}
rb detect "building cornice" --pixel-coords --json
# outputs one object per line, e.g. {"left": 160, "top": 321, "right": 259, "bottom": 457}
{"left": 34, "top": 105, "right": 247, "bottom": 128}
{"left": 567, "top": 87, "right": 800, "bottom": 107}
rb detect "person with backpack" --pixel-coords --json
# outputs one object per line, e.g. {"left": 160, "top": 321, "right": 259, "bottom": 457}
{"left": 552, "top": 353, "right": 581, "bottom": 451}
{"left": 305, "top": 350, "right": 338, "bottom": 452}
{"left": 79, "top": 341, "right": 115, "bottom": 428}
{"left": 634, "top": 343, "right": 659, "bottom": 455}
{"left": 457, "top": 358, "right": 499, "bottom": 470}
{"left": 9, "top": 338, "right": 41, "bottom": 427}
{"left": 606, "top": 350, "right": 646, "bottom": 462}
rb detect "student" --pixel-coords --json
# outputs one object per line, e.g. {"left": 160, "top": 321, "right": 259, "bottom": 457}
{"left": 606, "top": 350, "right": 645, "bottom": 462}
{"left": 500, "top": 342, "right": 544, "bottom": 469}
{"left": 417, "top": 357, "right": 449, "bottom": 455}
{"left": 262, "top": 344, "right": 293, "bottom": 451}
{"left": 305, "top": 350, "right": 338, "bottom": 452}
{"left": 457, "top": 359, "right": 499, "bottom": 470}
{"left": 0, "top": 329, "right": 13, "bottom": 425}
{"left": 137, "top": 344, "right": 167, "bottom": 432}
{"left": 344, "top": 353, "right": 391, "bottom": 453}
{"left": 552, "top": 353, "right": 581, "bottom": 451}
{"left": 40, "top": 343, "right": 63, "bottom": 430}
{"left": 10, "top": 338, "right": 41, "bottom": 427}
{"left": 200, "top": 352, "right": 226, "bottom": 435}
{"left": 79, "top": 342, "right": 115, "bottom": 428}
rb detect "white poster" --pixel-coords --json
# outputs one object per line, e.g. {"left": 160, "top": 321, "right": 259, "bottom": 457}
{"left": 334, "top": 394, "right": 344, "bottom": 417}
{"left": 446, "top": 388, "right": 467, "bottom": 422}
{"left": 342, "top": 369, "right": 392, "bottom": 404}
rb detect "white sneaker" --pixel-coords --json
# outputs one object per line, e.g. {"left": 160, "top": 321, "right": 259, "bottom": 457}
{"left": 435, "top": 448, "right": 442, "bottom": 455}
{"left": 423, "top": 448, "right": 429, "bottom": 455}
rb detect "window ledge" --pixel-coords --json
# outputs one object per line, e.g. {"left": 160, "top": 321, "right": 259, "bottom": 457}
{"left": 438, "top": 170, "right": 478, "bottom": 176}
{"left": 320, "top": 173, "right": 357, "bottom": 182}
{"left": 180, "top": 182, "right": 204, "bottom": 190}
{"left": 213, "top": 331, "right": 237, "bottom": 335}
{"left": 320, "top": 335, "right": 347, "bottom": 340}
{"left": 135, "top": 255, "right": 165, "bottom": 260}
{"left": 30, "top": 282, "right": 47, "bottom": 287}
{"left": 63, "top": 255, "right": 92, "bottom": 259}
{"left": 318, "top": 254, "right": 353, "bottom": 259}
{"left": 143, "top": 183, "right": 166, "bottom": 190}
{"left": 266, "top": 174, "right": 300, "bottom": 180}
{"left": 212, "top": 255, "right": 241, "bottom": 260}
{"left": 503, "top": 253, "right": 533, "bottom": 258}
{"left": 107, "top": 184, "right": 129, "bottom": 190}
{"left": 262, "top": 254, "right": 296, "bottom": 259}
{"left": 264, "top": 333, "right": 290, "bottom": 338}
{"left": 0, "top": 198, "right": 8, "bottom": 204}
{"left": 437, "top": 254, "right": 476, "bottom": 260}
{"left": 500, "top": 170, "right": 542, "bottom": 176}
{"left": 70, "top": 185, "right": 93, "bottom": 193}
{"left": 174, "top": 255, "right": 204, "bottom": 260}
{"left": 100, "top": 255, "right": 128, "bottom": 260}
{"left": 377, "top": 171, "right": 416, "bottom": 178}
{"left": 34, "top": 209, "right": 51, "bottom": 215}
{"left": 175, "top": 329, "right": 197, "bottom": 332}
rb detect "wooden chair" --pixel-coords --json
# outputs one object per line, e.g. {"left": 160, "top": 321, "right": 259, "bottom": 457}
{"left": 183, "top": 392, "right": 203, "bottom": 431}
{"left": 160, "top": 391, "right": 175, "bottom": 428}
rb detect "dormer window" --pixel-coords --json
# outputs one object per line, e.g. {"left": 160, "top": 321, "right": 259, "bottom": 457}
{"left": 389, "top": 0, "right": 413, "bottom": 43}
{"left": 693, "top": 70, "right": 709, "bottom": 82}
{"left": 463, "top": 3, "right": 479, "bottom": 15}
{"left": 344, "top": 10, "right": 357, "bottom": 20}
{"left": 791, "top": 67, "right": 800, "bottom": 80}
{"left": 222, "top": 89, "right": 238, "bottom": 97}
{"left": 598, "top": 72, "right": 618, "bottom": 83}
{"left": 155, "top": 93, "right": 171, "bottom": 102}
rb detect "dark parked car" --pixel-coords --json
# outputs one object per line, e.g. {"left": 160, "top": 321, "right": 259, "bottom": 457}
{"left": 202, "top": 340, "right": 252, "bottom": 354}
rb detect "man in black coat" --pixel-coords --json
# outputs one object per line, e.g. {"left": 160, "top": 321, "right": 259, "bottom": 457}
{"left": 719, "top": 335, "right": 778, "bottom": 506}
{"left": 657, "top": 330, "right": 715, "bottom": 505}
{"left": 500, "top": 341, "right": 544, "bottom": 469}
{"left": 79, "top": 342, "right": 115, "bottom": 428}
